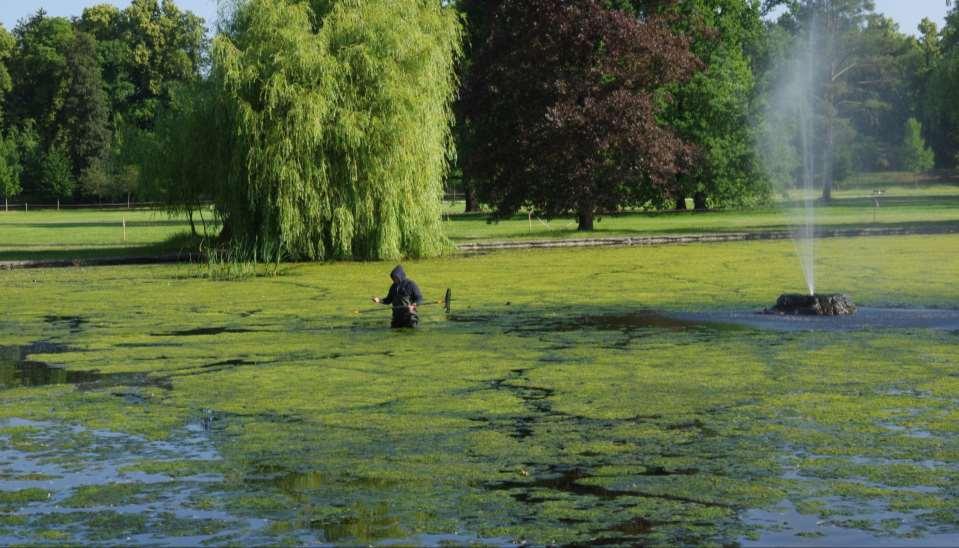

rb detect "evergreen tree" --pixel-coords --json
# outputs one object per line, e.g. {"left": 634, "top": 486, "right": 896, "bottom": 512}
{"left": 0, "top": 133, "right": 22, "bottom": 208}
{"left": 60, "top": 32, "right": 112, "bottom": 179}
{"left": 900, "top": 117, "right": 935, "bottom": 181}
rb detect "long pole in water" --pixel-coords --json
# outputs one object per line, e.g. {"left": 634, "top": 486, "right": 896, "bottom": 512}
{"left": 354, "top": 288, "right": 452, "bottom": 315}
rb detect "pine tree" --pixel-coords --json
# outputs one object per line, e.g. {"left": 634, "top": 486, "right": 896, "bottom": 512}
{"left": 60, "top": 32, "right": 112, "bottom": 179}
{"left": 900, "top": 118, "right": 935, "bottom": 185}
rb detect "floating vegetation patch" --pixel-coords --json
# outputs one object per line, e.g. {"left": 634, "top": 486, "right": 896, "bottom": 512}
{"left": 0, "top": 239, "right": 957, "bottom": 543}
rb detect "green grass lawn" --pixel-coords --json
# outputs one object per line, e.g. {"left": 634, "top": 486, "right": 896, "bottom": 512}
{"left": 0, "top": 208, "right": 205, "bottom": 262}
{"left": 0, "top": 235, "right": 957, "bottom": 544}
{"left": 3, "top": 173, "right": 957, "bottom": 263}
{"left": 443, "top": 178, "right": 959, "bottom": 242}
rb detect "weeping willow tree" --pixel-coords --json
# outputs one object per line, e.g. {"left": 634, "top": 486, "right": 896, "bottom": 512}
{"left": 204, "top": 0, "right": 461, "bottom": 260}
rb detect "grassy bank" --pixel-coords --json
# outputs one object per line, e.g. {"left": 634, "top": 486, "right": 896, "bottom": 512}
{"left": 2, "top": 174, "right": 957, "bottom": 263}
{"left": 0, "top": 208, "right": 204, "bottom": 263}
{"left": 443, "top": 177, "right": 959, "bottom": 242}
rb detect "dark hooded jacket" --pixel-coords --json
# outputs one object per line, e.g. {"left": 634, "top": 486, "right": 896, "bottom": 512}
{"left": 381, "top": 265, "right": 424, "bottom": 327}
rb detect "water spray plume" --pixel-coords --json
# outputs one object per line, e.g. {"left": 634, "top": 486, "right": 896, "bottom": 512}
{"left": 762, "top": 10, "right": 827, "bottom": 296}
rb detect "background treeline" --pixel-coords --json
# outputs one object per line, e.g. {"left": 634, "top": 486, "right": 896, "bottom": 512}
{"left": 0, "top": 0, "right": 204, "bottom": 206}
{"left": 0, "top": 0, "right": 957, "bottom": 250}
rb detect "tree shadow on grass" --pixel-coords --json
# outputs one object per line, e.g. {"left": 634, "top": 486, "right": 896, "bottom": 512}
{"left": 450, "top": 219, "right": 959, "bottom": 243}
{"left": 780, "top": 193, "right": 959, "bottom": 209}
{"left": 8, "top": 220, "right": 195, "bottom": 230}
{"left": 0, "top": 233, "right": 201, "bottom": 264}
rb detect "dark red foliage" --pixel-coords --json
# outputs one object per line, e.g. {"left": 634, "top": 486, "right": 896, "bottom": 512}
{"left": 460, "top": 0, "right": 699, "bottom": 229}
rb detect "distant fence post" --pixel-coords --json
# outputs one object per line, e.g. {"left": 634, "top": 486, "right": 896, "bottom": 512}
{"left": 123, "top": 217, "right": 127, "bottom": 241}
{"left": 25, "top": 203, "right": 28, "bottom": 212}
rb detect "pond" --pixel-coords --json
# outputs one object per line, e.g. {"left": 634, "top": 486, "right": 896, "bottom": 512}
{"left": 0, "top": 239, "right": 957, "bottom": 544}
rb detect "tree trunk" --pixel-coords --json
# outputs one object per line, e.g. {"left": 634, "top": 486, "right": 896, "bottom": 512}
{"left": 693, "top": 192, "right": 708, "bottom": 211}
{"left": 218, "top": 219, "right": 233, "bottom": 245}
{"left": 577, "top": 208, "right": 594, "bottom": 231}
{"left": 464, "top": 185, "right": 480, "bottom": 213}
{"left": 675, "top": 196, "right": 687, "bottom": 210}
{"left": 822, "top": 64, "right": 837, "bottom": 202}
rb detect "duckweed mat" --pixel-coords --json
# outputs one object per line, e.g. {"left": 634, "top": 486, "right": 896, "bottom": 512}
{"left": 1, "top": 236, "right": 958, "bottom": 545}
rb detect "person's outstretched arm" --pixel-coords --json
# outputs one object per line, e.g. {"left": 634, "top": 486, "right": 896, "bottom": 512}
{"left": 373, "top": 284, "right": 397, "bottom": 304}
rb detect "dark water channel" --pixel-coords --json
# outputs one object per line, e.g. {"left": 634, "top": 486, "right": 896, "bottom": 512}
{"left": 0, "top": 342, "right": 94, "bottom": 389}
{"left": 0, "top": 342, "right": 167, "bottom": 391}
{"left": 673, "top": 307, "right": 959, "bottom": 332}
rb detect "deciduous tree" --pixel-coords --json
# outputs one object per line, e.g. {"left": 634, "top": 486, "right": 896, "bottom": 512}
{"left": 120, "top": 0, "right": 207, "bottom": 127}
{"left": 171, "top": 0, "right": 462, "bottom": 260}
{"left": 926, "top": 3, "right": 959, "bottom": 166}
{"left": 39, "top": 145, "right": 74, "bottom": 203}
{"left": 461, "top": 0, "right": 698, "bottom": 230}
{"left": 7, "top": 12, "right": 75, "bottom": 147}
{"left": 0, "top": 26, "right": 14, "bottom": 119}
{"left": 659, "top": 0, "right": 768, "bottom": 210}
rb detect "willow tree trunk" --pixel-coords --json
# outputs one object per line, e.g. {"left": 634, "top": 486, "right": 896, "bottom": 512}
{"left": 822, "top": 116, "right": 834, "bottom": 201}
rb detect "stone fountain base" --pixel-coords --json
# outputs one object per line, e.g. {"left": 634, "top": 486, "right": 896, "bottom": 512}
{"left": 765, "top": 294, "right": 856, "bottom": 316}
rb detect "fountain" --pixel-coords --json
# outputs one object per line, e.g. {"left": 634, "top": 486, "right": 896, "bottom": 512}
{"left": 766, "top": 293, "right": 856, "bottom": 316}
{"left": 760, "top": 9, "right": 856, "bottom": 316}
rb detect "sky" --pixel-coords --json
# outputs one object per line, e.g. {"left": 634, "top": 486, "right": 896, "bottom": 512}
{"left": 0, "top": 0, "right": 951, "bottom": 36}
{"left": 873, "top": 0, "right": 950, "bottom": 35}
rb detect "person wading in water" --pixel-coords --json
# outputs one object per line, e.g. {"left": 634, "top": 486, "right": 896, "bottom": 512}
{"left": 372, "top": 265, "right": 424, "bottom": 328}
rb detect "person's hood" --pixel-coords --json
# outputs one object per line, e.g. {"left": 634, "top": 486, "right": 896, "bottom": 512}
{"left": 390, "top": 265, "right": 406, "bottom": 281}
